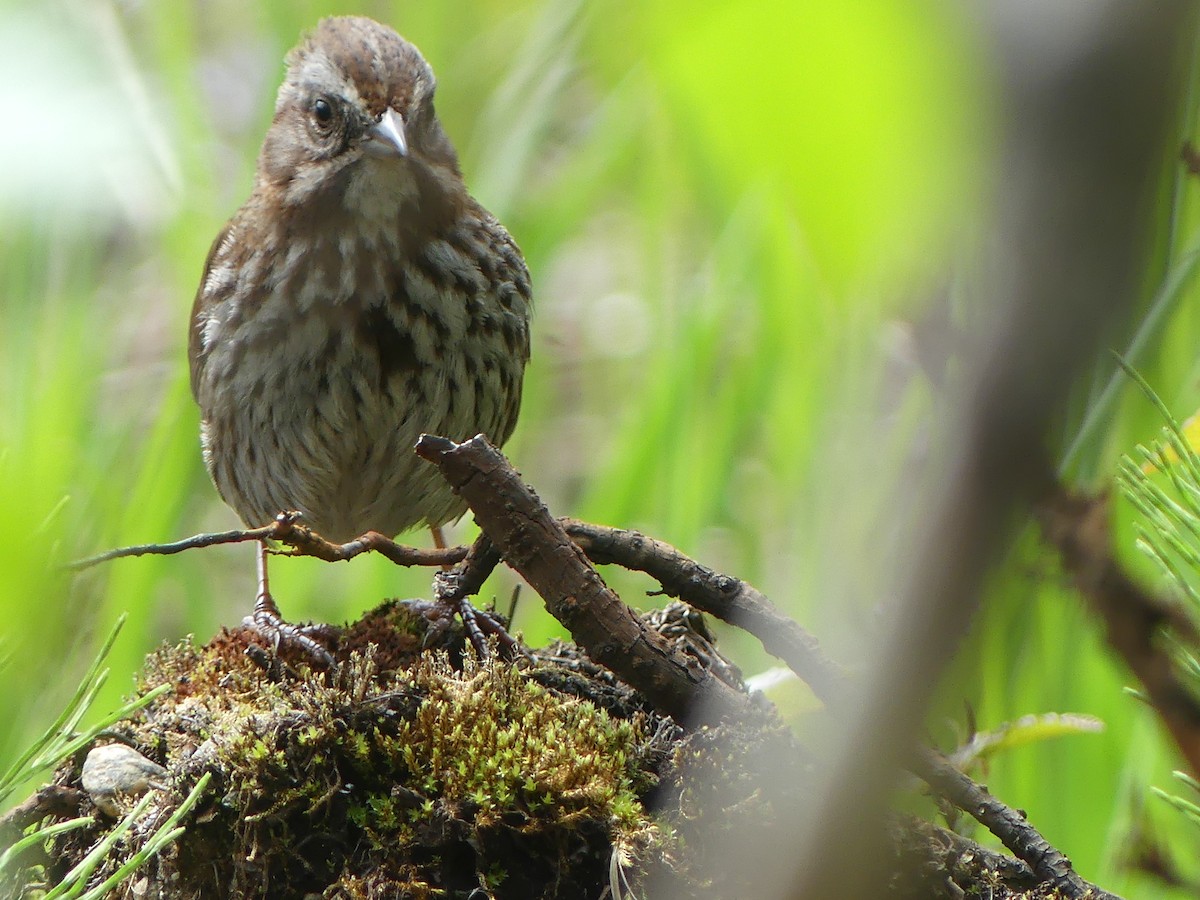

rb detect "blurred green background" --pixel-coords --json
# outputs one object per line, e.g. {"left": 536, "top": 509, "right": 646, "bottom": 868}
{"left": 2, "top": 0, "right": 1198, "bottom": 893}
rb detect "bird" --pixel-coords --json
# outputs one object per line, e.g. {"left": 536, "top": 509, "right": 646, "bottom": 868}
{"left": 188, "top": 16, "right": 532, "bottom": 661}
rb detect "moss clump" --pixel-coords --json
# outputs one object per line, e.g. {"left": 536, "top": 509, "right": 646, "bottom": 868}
{"left": 381, "top": 653, "right": 649, "bottom": 829}
{"left": 10, "top": 599, "right": 1033, "bottom": 899}
{"left": 39, "top": 603, "right": 670, "bottom": 899}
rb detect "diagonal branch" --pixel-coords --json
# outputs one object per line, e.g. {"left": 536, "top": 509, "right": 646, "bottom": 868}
{"left": 911, "top": 748, "right": 1119, "bottom": 900}
{"left": 414, "top": 433, "right": 758, "bottom": 727}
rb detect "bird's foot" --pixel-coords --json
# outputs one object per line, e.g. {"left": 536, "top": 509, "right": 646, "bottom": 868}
{"left": 401, "top": 595, "right": 526, "bottom": 661}
{"left": 243, "top": 592, "right": 336, "bottom": 670}
{"left": 454, "top": 596, "right": 526, "bottom": 661}
{"left": 426, "top": 542, "right": 528, "bottom": 661}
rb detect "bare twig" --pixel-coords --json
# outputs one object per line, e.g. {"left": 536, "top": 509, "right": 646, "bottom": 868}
{"left": 565, "top": 521, "right": 847, "bottom": 705}
{"left": 277, "top": 522, "right": 466, "bottom": 567}
{"left": 414, "top": 433, "right": 758, "bottom": 726}
{"left": 68, "top": 524, "right": 279, "bottom": 570}
{"left": 911, "top": 749, "right": 1118, "bottom": 900}
{"left": 68, "top": 512, "right": 465, "bottom": 573}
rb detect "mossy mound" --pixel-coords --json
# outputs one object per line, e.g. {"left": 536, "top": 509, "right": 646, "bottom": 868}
{"left": 42, "top": 602, "right": 675, "bottom": 899}
{"left": 8, "top": 599, "right": 1061, "bottom": 898}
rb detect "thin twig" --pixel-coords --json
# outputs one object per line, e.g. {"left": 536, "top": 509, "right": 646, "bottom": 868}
{"left": 276, "top": 523, "right": 466, "bottom": 567}
{"left": 68, "top": 513, "right": 465, "bottom": 573}
{"left": 67, "top": 524, "right": 279, "bottom": 570}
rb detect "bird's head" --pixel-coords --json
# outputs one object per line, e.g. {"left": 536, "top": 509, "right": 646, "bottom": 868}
{"left": 257, "top": 16, "right": 462, "bottom": 212}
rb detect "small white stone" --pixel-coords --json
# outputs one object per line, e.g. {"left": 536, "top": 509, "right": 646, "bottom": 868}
{"left": 81, "top": 743, "right": 168, "bottom": 817}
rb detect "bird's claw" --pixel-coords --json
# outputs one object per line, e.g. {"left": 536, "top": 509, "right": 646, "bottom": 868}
{"left": 243, "top": 607, "right": 336, "bottom": 670}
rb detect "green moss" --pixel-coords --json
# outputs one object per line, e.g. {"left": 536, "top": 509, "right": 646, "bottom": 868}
{"left": 385, "top": 653, "right": 650, "bottom": 831}
{"left": 67, "top": 616, "right": 669, "bottom": 897}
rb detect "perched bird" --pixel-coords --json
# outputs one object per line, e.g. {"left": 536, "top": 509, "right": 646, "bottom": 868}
{"left": 188, "top": 16, "right": 532, "bottom": 656}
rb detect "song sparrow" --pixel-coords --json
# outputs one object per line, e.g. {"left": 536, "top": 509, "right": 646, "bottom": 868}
{"left": 188, "top": 16, "right": 532, "bottom": 656}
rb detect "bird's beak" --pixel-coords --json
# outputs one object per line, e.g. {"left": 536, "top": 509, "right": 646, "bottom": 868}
{"left": 365, "top": 108, "right": 408, "bottom": 158}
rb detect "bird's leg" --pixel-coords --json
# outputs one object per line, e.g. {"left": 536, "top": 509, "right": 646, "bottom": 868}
{"left": 254, "top": 539, "right": 275, "bottom": 617}
{"left": 243, "top": 540, "right": 335, "bottom": 669}
{"left": 430, "top": 524, "right": 453, "bottom": 571}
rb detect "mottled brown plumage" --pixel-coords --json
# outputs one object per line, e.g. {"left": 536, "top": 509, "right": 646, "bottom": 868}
{"left": 188, "top": 17, "right": 531, "bottom": 655}
{"left": 190, "top": 16, "right": 531, "bottom": 542}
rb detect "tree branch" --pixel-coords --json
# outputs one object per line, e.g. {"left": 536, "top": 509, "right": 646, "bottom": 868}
{"left": 911, "top": 748, "right": 1119, "bottom": 900}
{"left": 565, "top": 521, "right": 847, "bottom": 705}
{"left": 414, "top": 433, "right": 758, "bottom": 726}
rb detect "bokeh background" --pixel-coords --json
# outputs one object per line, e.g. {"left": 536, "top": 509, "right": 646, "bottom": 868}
{"left": 2, "top": 0, "right": 1199, "bottom": 894}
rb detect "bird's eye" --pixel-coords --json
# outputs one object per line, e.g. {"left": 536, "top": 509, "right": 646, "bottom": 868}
{"left": 312, "top": 97, "right": 334, "bottom": 127}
